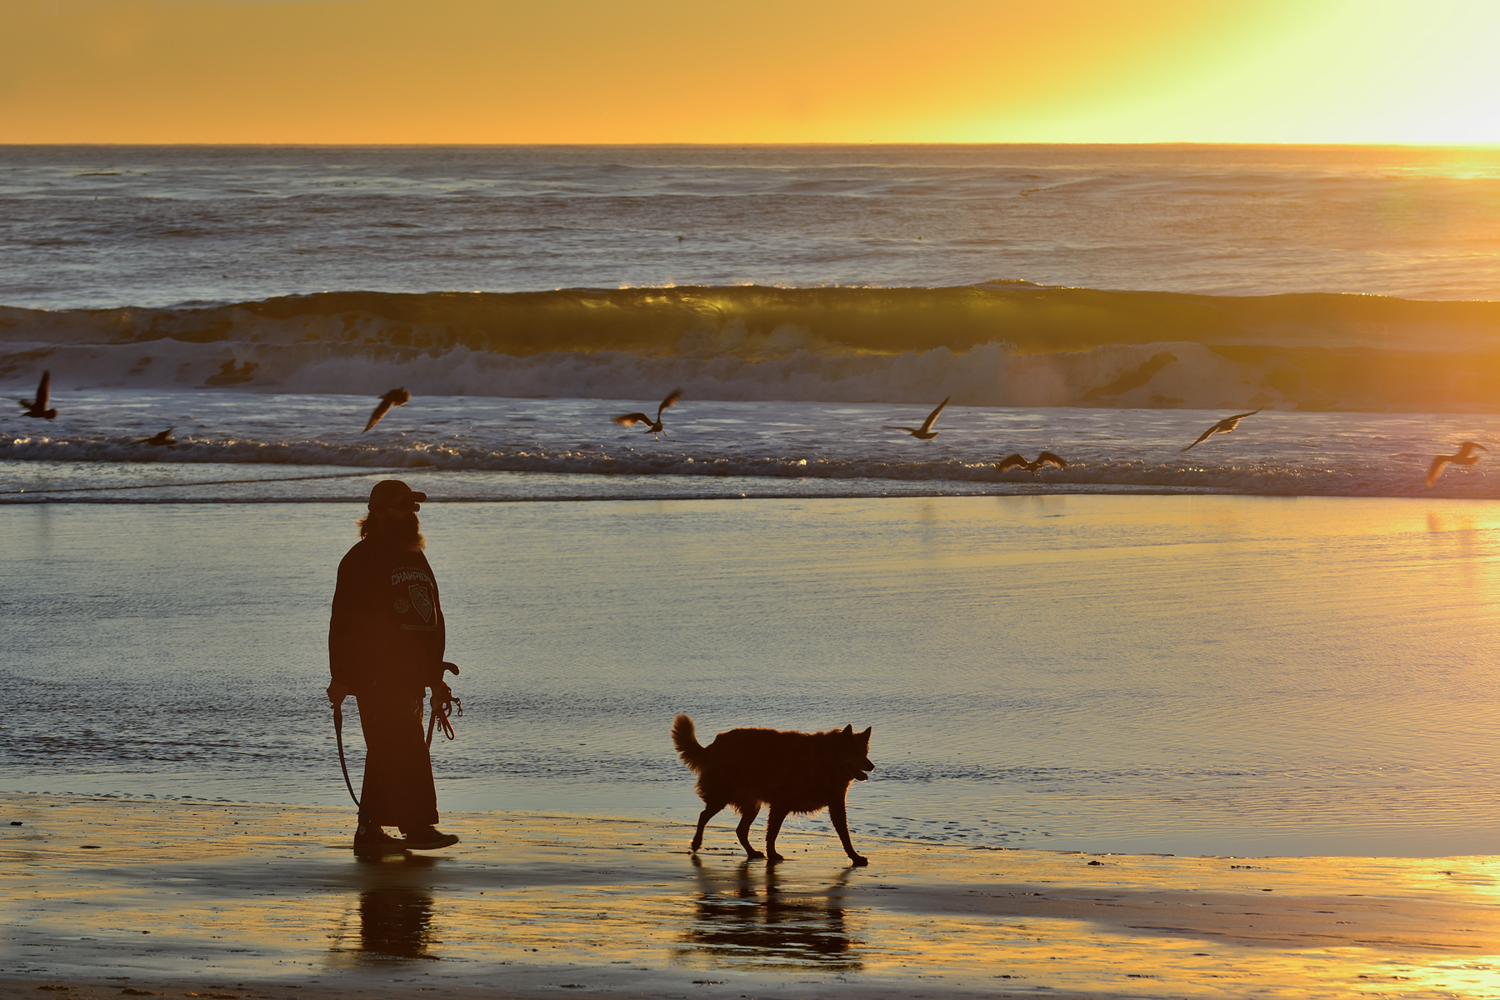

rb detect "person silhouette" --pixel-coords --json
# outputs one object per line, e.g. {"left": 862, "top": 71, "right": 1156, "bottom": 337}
{"left": 327, "top": 479, "right": 460, "bottom": 856}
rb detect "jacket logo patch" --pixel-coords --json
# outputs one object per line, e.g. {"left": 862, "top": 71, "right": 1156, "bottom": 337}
{"left": 391, "top": 568, "right": 432, "bottom": 586}
{"left": 393, "top": 597, "right": 411, "bottom": 614}
{"left": 407, "top": 584, "right": 433, "bottom": 623}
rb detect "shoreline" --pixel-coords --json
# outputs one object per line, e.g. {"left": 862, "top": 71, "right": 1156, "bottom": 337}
{"left": 4, "top": 793, "right": 1497, "bottom": 999}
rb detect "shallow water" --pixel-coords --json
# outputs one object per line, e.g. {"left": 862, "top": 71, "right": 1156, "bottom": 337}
{"left": 3, "top": 495, "right": 1496, "bottom": 857}
{"left": 4, "top": 392, "right": 1496, "bottom": 499}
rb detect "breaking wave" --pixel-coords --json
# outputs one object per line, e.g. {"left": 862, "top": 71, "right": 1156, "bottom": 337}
{"left": 3, "top": 283, "right": 1499, "bottom": 413}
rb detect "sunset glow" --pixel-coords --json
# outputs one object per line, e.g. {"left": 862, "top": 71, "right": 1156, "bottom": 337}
{"left": 2, "top": 0, "right": 1497, "bottom": 144}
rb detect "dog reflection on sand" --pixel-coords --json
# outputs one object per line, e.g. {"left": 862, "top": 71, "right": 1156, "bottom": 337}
{"left": 678, "top": 858, "right": 860, "bottom": 970}
{"left": 672, "top": 714, "right": 874, "bottom": 866}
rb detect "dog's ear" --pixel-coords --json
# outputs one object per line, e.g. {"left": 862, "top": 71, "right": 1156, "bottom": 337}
{"left": 859, "top": 726, "right": 871, "bottom": 739}
{"left": 841, "top": 724, "right": 853, "bottom": 735}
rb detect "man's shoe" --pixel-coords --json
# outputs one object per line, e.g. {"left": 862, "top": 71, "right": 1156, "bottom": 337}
{"left": 353, "top": 824, "right": 409, "bottom": 857}
{"left": 400, "top": 826, "right": 460, "bottom": 851}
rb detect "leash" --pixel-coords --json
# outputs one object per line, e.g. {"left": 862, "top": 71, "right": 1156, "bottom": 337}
{"left": 332, "top": 700, "right": 363, "bottom": 812}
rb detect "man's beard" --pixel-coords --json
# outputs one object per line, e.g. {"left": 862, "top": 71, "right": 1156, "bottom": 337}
{"left": 362, "top": 511, "right": 425, "bottom": 549}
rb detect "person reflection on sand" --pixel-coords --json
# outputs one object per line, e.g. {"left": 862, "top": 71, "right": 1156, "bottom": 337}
{"left": 677, "top": 857, "right": 860, "bottom": 970}
{"left": 359, "top": 881, "right": 437, "bottom": 960}
{"left": 329, "top": 855, "right": 440, "bottom": 962}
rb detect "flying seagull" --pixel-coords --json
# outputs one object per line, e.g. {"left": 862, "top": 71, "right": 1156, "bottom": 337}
{"left": 141, "top": 428, "right": 176, "bottom": 447}
{"left": 364, "top": 388, "right": 411, "bottom": 433}
{"left": 883, "top": 397, "right": 950, "bottom": 440}
{"left": 1426, "top": 441, "right": 1487, "bottom": 487}
{"left": 18, "top": 370, "right": 57, "bottom": 419}
{"left": 1182, "top": 408, "right": 1263, "bottom": 451}
{"left": 996, "top": 452, "right": 1068, "bottom": 474}
{"left": 613, "top": 388, "right": 682, "bottom": 438}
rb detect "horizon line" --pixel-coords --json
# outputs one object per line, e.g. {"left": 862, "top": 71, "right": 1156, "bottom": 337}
{"left": 2, "top": 140, "right": 1499, "bottom": 149}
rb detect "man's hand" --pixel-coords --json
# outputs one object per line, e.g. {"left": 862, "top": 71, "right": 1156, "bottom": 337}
{"left": 327, "top": 680, "right": 351, "bottom": 705}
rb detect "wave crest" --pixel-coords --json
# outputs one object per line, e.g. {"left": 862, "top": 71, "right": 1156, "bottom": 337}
{"left": 4, "top": 284, "right": 1499, "bottom": 411}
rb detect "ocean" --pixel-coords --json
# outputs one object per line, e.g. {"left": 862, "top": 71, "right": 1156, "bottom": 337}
{"left": 1, "top": 145, "right": 1497, "bottom": 857}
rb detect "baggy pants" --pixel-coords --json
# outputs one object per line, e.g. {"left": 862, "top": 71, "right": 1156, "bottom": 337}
{"left": 355, "top": 687, "right": 439, "bottom": 830}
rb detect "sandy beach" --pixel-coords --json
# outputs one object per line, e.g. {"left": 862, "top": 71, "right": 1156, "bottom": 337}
{"left": 3, "top": 792, "right": 1497, "bottom": 999}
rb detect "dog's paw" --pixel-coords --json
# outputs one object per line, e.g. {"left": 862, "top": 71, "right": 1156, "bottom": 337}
{"left": 848, "top": 855, "right": 869, "bottom": 867}
{"left": 766, "top": 852, "right": 785, "bottom": 863}
{"left": 745, "top": 849, "right": 765, "bottom": 859}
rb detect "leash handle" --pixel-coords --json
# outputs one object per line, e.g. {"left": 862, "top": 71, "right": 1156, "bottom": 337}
{"left": 426, "top": 690, "right": 462, "bottom": 747}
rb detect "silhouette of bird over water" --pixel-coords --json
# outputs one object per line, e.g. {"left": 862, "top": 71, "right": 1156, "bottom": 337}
{"left": 364, "top": 388, "right": 411, "bottom": 432}
{"left": 18, "top": 370, "right": 57, "bottom": 419}
{"left": 996, "top": 452, "right": 1068, "bottom": 474}
{"left": 613, "top": 388, "right": 682, "bottom": 438}
{"left": 1182, "top": 408, "right": 1263, "bottom": 451}
{"left": 1426, "top": 441, "right": 1487, "bottom": 486}
{"left": 883, "top": 397, "right": 949, "bottom": 440}
{"left": 141, "top": 428, "right": 176, "bottom": 447}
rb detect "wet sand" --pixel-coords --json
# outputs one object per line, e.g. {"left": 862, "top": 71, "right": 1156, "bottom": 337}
{"left": 3, "top": 793, "right": 1496, "bottom": 999}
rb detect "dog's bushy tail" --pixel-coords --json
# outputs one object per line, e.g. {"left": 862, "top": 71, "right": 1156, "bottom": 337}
{"left": 672, "top": 714, "right": 710, "bottom": 773}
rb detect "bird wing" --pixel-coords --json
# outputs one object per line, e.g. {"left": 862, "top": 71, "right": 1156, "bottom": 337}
{"left": 1181, "top": 426, "right": 1216, "bottom": 451}
{"left": 364, "top": 400, "right": 394, "bottom": 432}
{"left": 1209, "top": 408, "right": 1263, "bottom": 435}
{"left": 1426, "top": 455, "right": 1450, "bottom": 487}
{"left": 35, "top": 371, "right": 50, "bottom": 409}
{"left": 614, "top": 413, "right": 652, "bottom": 426}
{"left": 995, "top": 454, "right": 1027, "bottom": 472}
{"left": 382, "top": 388, "right": 411, "bottom": 406}
{"left": 919, "top": 397, "right": 951, "bottom": 433}
{"left": 1456, "top": 441, "right": 1488, "bottom": 459}
{"left": 656, "top": 388, "right": 683, "bottom": 421}
{"left": 1037, "top": 452, "right": 1067, "bottom": 469}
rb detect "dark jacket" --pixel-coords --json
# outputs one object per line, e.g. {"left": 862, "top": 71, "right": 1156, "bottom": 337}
{"left": 329, "top": 538, "right": 446, "bottom": 695}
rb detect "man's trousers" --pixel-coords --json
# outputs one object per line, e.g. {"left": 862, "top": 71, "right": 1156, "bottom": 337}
{"left": 355, "top": 687, "right": 439, "bottom": 830}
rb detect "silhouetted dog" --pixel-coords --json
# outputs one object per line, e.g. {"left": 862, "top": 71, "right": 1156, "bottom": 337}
{"left": 671, "top": 714, "right": 874, "bottom": 866}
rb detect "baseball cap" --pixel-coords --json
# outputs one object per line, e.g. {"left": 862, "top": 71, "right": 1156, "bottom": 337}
{"left": 368, "top": 479, "right": 427, "bottom": 508}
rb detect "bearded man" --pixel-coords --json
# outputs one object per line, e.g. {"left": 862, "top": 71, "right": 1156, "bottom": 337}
{"left": 327, "top": 479, "right": 460, "bottom": 856}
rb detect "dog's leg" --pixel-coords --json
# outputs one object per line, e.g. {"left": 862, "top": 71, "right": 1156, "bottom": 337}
{"left": 764, "top": 806, "right": 790, "bottom": 863}
{"left": 828, "top": 800, "right": 868, "bottom": 866}
{"left": 734, "top": 804, "right": 764, "bottom": 860}
{"left": 692, "top": 800, "right": 725, "bottom": 853}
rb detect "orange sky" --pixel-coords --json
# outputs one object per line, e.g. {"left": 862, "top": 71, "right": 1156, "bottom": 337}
{"left": 1, "top": 0, "right": 1497, "bottom": 144}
